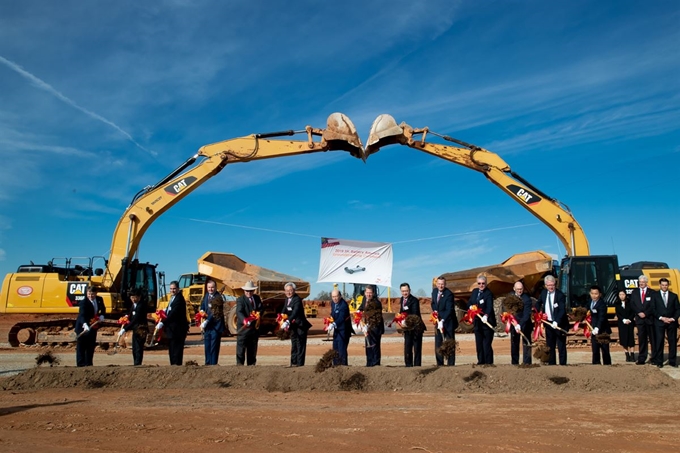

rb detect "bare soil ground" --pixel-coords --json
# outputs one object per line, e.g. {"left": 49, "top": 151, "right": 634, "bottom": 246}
{"left": 2, "top": 313, "right": 680, "bottom": 452}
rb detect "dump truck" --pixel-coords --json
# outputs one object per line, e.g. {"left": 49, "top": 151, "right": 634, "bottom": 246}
{"left": 435, "top": 251, "right": 556, "bottom": 332}
{"left": 159, "top": 252, "right": 311, "bottom": 335}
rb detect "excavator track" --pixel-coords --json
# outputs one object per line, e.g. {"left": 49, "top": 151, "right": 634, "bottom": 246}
{"left": 8, "top": 319, "right": 125, "bottom": 349}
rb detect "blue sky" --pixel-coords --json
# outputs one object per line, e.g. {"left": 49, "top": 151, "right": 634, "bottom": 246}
{"left": 1, "top": 0, "right": 678, "bottom": 298}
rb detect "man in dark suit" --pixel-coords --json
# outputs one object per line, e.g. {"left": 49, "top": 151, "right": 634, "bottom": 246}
{"left": 589, "top": 285, "right": 612, "bottom": 365}
{"left": 400, "top": 282, "right": 424, "bottom": 367}
{"left": 118, "top": 288, "right": 148, "bottom": 366}
{"left": 651, "top": 278, "right": 680, "bottom": 368}
{"left": 432, "top": 276, "right": 458, "bottom": 366}
{"left": 236, "top": 280, "right": 262, "bottom": 366}
{"left": 164, "top": 281, "right": 189, "bottom": 365}
{"left": 537, "top": 275, "right": 568, "bottom": 365}
{"left": 282, "top": 282, "right": 312, "bottom": 367}
{"left": 510, "top": 281, "right": 533, "bottom": 365}
{"left": 199, "top": 280, "right": 224, "bottom": 365}
{"left": 75, "top": 286, "right": 106, "bottom": 367}
{"left": 468, "top": 275, "right": 496, "bottom": 365}
{"left": 330, "top": 289, "right": 352, "bottom": 366}
{"left": 358, "top": 285, "right": 384, "bottom": 367}
{"left": 630, "top": 275, "right": 655, "bottom": 365}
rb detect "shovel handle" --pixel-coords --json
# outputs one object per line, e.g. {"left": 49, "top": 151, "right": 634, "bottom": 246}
{"left": 476, "top": 313, "right": 495, "bottom": 330}
{"left": 541, "top": 319, "right": 569, "bottom": 334}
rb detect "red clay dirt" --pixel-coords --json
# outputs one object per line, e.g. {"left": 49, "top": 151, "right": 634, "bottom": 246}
{"left": 2, "top": 309, "right": 680, "bottom": 452}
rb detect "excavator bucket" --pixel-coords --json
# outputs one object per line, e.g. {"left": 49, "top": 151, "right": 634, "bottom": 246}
{"left": 365, "top": 114, "right": 404, "bottom": 157}
{"left": 323, "top": 112, "right": 365, "bottom": 160}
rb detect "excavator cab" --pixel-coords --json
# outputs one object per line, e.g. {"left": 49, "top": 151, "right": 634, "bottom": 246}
{"left": 558, "top": 255, "right": 621, "bottom": 314}
{"left": 120, "top": 259, "right": 158, "bottom": 313}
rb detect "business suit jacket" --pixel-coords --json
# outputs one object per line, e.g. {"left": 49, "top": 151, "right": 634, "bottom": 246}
{"left": 237, "top": 293, "right": 263, "bottom": 336}
{"left": 651, "top": 290, "right": 680, "bottom": 327}
{"left": 122, "top": 301, "right": 148, "bottom": 334}
{"left": 401, "top": 294, "right": 426, "bottom": 331}
{"left": 75, "top": 296, "right": 106, "bottom": 334}
{"left": 468, "top": 287, "right": 496, "bottom": 328}
{"left": 589, "top": 298, "right": 612, "bottom": 333}
{"left": 400, "top": 294, "right": 421, "bottom": 317}
{"left": 331, "top": 299, "right": 352, "bottom": 338}
{"left": 164, "top": 292, "right": 189, "bottom": 339}
{"left": 431, "top": 287, "right": 458, "bottom": 335}
{"left": 538, "top": 289, "right": 569, "bottom": 329}
{"left": 200, "top": 291, "right": 225, "bottom": 333}
{"left": 358, "top": 297, "right": 385, "bottom": 335}
{"left": 283, "top": 294, "right": 313, "bottom": 334}
{"left": 517, "top": 293, "right": 533, "bottom": 330}
{"left": 630, "top": 287, "right": 655, "bottom": 325}
{"left": 615, "top": 301, "right": 634, "bottom": 325}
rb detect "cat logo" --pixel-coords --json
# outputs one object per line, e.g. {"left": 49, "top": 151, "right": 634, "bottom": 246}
{"left": 66, "top": 283, "right": 89, "bottom": 307}
{"left": 624, "top": 279, "right": 639, "bottom": 289}
{"left": 69, "top": 283, "right": 88, "bottom": 295}
{"left": 164, "top": 176, "right": 197, "bottom": 196}
{"left": 507, "top": 184, "right": 541, "bottom": 206}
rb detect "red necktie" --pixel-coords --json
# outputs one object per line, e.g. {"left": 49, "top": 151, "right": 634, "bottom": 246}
{"left": 641, "top": 289, "right": 646, "bottom": 304}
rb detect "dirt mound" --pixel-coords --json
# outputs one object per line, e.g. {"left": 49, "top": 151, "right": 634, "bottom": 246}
{"left": 1, "top": 364, "right": 675, "bottom": 394}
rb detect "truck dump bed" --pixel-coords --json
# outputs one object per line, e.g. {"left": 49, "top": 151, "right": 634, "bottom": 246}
{"left": 440, "top": 250, "right": 555, "bottom": 301}
{"left": 197, "top": 252, "right": 311, "bottom": 299}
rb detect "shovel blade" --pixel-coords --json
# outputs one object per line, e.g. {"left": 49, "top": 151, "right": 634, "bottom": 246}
{"left": 323, "top": 112, "right": 365, "bottom": 160}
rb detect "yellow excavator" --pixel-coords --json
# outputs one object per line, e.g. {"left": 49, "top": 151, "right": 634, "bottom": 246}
{"left": 3, "top": 111, "right": 676, "bottom": 347}
{"left": 363, "top": 114, "right": 680, "bottom": 319}
{"left": 0, "top": 113, "right": 364, "bottom": 347}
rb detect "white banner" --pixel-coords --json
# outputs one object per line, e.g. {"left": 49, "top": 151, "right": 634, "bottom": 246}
{"left": 317, "top": 237, "right": 393, "bottom": 286}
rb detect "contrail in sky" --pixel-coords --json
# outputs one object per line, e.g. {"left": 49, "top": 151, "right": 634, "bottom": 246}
{"left": 0, "top": 55, "right": 156, "bottom": 156}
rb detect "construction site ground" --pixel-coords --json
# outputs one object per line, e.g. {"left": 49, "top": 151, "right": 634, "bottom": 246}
{"left": 1, "top": 309, "right": 680, "bottom": 453}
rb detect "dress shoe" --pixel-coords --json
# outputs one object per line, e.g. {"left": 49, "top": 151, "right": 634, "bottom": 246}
{"left": 670, "top": 364, "right": 678, "bottom": 368}
{"left": 636, "top": 361, "right": 645, "bottom": 365}
{"left": 656, "top": 364, "right": 664, "bottom": 368}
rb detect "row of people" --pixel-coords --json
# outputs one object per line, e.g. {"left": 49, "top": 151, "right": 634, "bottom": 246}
{"left": 332, "top": 274, "right": 679, "bottom": 368}
{"left": 75, "top": 275, "right": 679, "bottom": 368}
{"left": 623, "top": 275, "right": 680, "bottom": 367}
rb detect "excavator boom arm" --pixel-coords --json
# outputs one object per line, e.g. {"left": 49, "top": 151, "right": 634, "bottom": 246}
{"left": 104, "top": 114, "right": 364, "bottom": 290}
{"left": 366, "top": 115, "right": 589, "bottom": 257}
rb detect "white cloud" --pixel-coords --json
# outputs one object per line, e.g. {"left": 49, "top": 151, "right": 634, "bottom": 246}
{"left": 0, "top": 55, "right": 155, "bottom": 156}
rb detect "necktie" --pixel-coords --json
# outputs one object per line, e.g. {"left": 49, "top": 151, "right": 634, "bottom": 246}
{"left": 548, "top": 293, "right": 554, "bottom": 320}
{"left": 641, "top": 289, "right": 646, "bottom": 304}
{"left": 250, "top": 297, "right": 255, "bottom": 309}
{"left": 167, "top": 296, "right": 174, "bottom": 314}
{"left": 663, "top": 292, "right": 668, "bottom": 308}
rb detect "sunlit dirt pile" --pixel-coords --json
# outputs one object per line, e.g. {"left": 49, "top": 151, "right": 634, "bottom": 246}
{"left": 1, "top": 364, "right": 675, "bottom": 394}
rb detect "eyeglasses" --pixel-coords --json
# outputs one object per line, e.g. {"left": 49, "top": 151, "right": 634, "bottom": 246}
{"left": 477, "top": 282, "right": 486, "bottom": 285}
{"left": 244, "top": 289, "right": 254, "bottom": 293}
